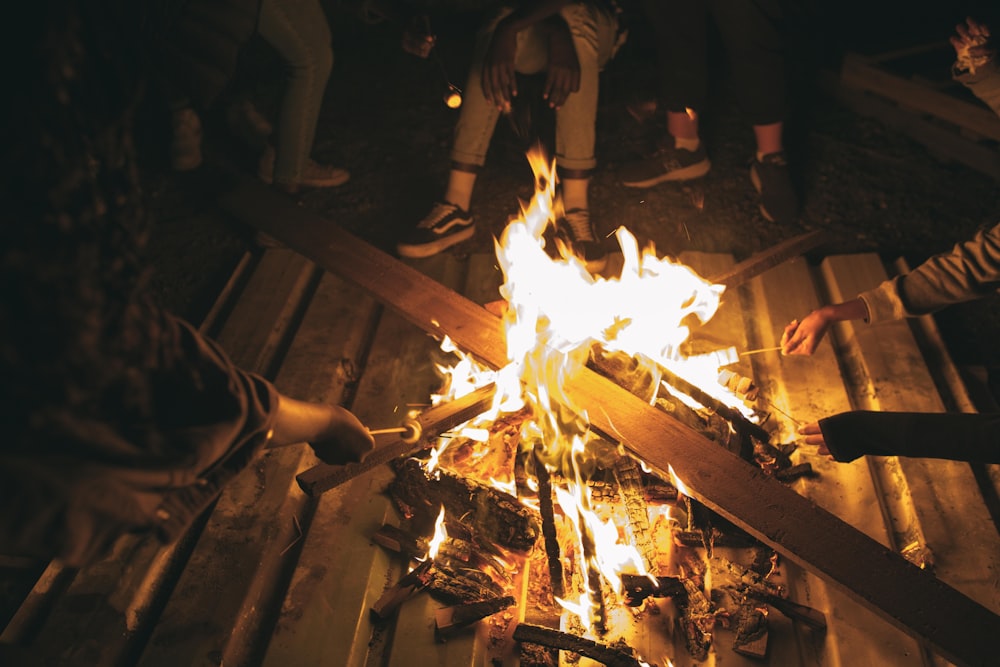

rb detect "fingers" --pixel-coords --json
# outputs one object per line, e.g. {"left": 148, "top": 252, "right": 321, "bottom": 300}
{"left": 311, "top": 407, "right": 375, "bottom": 465}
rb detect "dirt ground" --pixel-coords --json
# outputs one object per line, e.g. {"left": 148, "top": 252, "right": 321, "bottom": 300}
{"left": 141, "top": 5, "right": 1000, "bottom": 382}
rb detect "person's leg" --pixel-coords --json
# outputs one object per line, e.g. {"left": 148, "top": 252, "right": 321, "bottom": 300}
{"left": 398, "top": 9, "right": 549, "bottom": 259}
{"left": 257, "top": 0, "right": 339, "bottom": 190}
{"left": 620, "top": 0, "right": 711, "bottom": 187}
{"left": 711, "top": 0, "right": 798, "bottom": 223}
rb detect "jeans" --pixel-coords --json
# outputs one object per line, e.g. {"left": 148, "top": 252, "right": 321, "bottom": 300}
{"left": 257, "top": 0, "right": 333, "bottom": 183}
{"left": 451, "top": 3, "right": 620, "bottom": 173}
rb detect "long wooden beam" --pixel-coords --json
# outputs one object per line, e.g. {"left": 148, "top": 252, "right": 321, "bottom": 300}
{"left": 219, "top": 178, "right": 1000, "bottom": 667}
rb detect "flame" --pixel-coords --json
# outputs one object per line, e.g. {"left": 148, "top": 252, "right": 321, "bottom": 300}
{"left": 427, "top": 145, "right": 755, "bottom": 635}
{"left": 427, "top": 506, "right": 448, "bottom": 560}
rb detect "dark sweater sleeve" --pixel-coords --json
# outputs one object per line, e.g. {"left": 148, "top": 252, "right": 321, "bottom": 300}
{"left": 818, "top": 411, "right": 1000, "bottom": 463}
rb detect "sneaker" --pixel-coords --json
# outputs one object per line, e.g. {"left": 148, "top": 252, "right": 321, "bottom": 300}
{"left": 556, "top": 208, "right": 608, "bottom": 273}
{"left": 257, "top": 146, "right": 350, "bottom": 190}
{"left": 397, "top": 201, "right": 475, "bottom": 258}
{"left": 620, "top": 143, "right": 710, "bottom": 188}
{"left": 750, "top": 152, "right": 799, "bottom": 224}
{"left": 170, "top": 107, "right": 203, "bottom": 171}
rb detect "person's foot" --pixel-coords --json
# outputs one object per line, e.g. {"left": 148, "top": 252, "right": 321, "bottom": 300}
{"left": 258, "top": 146, "right": 350, "bottom": 190}
{"left": 227, "top": 100, "right": 273, "bottom": 152}
{"left": 556, "top": 208, "right": 607, "bottom": 273}
{"left": 750, "top": 152, "right": 799, "bottom": 224}
{"left": 620, "top": 144, "right": 710, "bottom": 188}
{"left": 170, "top": 107, "right": 203, "bottom": 172}
{"left": 396, "top": 201, "right": 475, "bottom": 258}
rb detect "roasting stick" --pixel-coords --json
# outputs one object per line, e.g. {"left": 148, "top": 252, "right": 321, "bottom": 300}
{"left": 296, "top": 383, "right": 497, "bottom": 496}
{"left": 740, "top": 345, "right": 783, "bottom": 356}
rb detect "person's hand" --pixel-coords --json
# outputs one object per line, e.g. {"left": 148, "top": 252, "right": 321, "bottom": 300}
{"left": 780, "top": 309, "right": 833, "bottom": 355}
{"left": 951, "top": 17, "right": 994, "bottom": 73}
{"left": 309, "top": 406, "right": 375, "bottom": 465}
{"left": 483, "top": 20, "right": 519, "bottom": 111}
{"left": 798, "top": 422, "right": 830, "bottom": 457}
{"left": 544, "top": 22, "right": 580, "bottom": 109}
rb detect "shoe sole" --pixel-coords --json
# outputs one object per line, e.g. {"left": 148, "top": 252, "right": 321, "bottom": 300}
{"left": 396, "top": 225, "right": 475, "bottom": 259}
{"left": 621, "top": 159, "right": 711, "bottom": 188}
{"left": 749, "top": 165, "right": 776, "bottom": 222}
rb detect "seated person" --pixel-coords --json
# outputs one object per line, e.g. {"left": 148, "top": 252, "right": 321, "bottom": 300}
{"left": 396, "top": 0, "right": 624, "bottom": 272}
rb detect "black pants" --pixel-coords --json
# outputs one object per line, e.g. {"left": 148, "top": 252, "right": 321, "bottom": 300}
{"left": 820, "top": 411, "right": 1000, "bottom": 464}
{"left": 640, "top": 0, "right": 787, "bottom": 125}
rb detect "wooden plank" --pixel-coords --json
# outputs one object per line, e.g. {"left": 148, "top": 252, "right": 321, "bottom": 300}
{"left": 823, "top": 70, "right": 1000, "bottom": 182}
{"left": 821, "top": 254, "right": 1000, "bottom": 617}
{"left": 219, "top": 179, "right": 1000, "bottom": 667}
{"left": 701, "top": 230, "right": 829, "bottom": 289}
{"left": 136, "top": 252, "right": 331, "bottom": 666}
{"left": 841, "top": 53, "right": 1000, "bottom": 143}
{"left": 263, "top": 253, "right": 473, "bottom": 667}
{"left": 744, "top": 257, "right": 926, "bottom": 666}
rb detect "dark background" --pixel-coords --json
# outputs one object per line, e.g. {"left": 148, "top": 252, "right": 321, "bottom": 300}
{"left": 139, "top": 0, "right": 1000, "bottom": 390}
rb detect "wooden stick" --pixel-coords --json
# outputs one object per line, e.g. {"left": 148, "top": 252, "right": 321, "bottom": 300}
{"left": 739, "top": 345, "right": 783, "bottom": 356}
{"left": 708, "top": 230, "right": 829, "bottom": 288}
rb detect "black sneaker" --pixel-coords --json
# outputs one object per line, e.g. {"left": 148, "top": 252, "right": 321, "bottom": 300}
{"left": 397, "top": 201, "right": 475, "bottom": 258}
{"left": 620, "top": 144, "right": 711, "bottom": 188}
{"left": 750, "top": 152, "right": 799, "bottom": 224}
{"left": 556, "top": 208, "right": 608, "bottom": 273}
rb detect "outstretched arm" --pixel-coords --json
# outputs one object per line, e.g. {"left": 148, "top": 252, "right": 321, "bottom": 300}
{"left": 780, "top": 298, "right": 868, "bottom": 355}
{"left": 269, "top": 393, "right": 374, "bottom": 465}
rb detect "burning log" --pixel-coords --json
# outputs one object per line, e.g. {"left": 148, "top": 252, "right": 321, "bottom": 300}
{"left": 532, "top": 446, "right": 565, "bottom": 599}
{"left": 579, "top": 509, "right": 608, "bottom": 634}
{"left": 390, "top": 458, "right": 541, "bottom": 553}
{"left": 434, "top": 595, "right": 516, "bottom": 638}
{"left": 512, "top": 623, "right": 645, "bottom": 667}
{"left": 371, "top": 559, "right": 435, "bottom": 620}
{"left": 612, "top": 455, "right": 658, "bottom": 574}
{"left": 620, "top": 574, "right": 686, "bottom": 606}
{"left": 774, "top": 462, "right": 815, "bottom": 482}
{"left": 372, "top": 524, "right": 428, "bottom": 560}
{"left": 427, "top": 563, "right": 505, "bottom": 604}
{"left": 678, "top": 578, "right": 715, "bottom": 661}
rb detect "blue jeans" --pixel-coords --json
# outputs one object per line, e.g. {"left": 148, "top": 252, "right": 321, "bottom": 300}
{"left": 257, "top": 0, "right": 333, "bottom": 184}
{"left": 451, "top": 3, "right": 620, "bottom": 173}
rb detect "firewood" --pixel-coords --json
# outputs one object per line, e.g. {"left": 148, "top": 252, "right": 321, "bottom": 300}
{"left": 370, "top": 559, "right": 434, "bottom": 619}
{"left": 679, "top": 578, "right": 715, "bottom": 661}
{"left": 427, "top": 563, "right": 505, "bottom": 605}
{"left": 774, "top": 462, "right": 815, "bottom": 482}
{"left": 620, "top": 574, "right": 686, "bottom": 606}
{"left": 512, "top": 623, "right": 645, "bottom": 667}
{"left": 732, "top": 602, "right": 769, "bottom": 658}
{"left": 532, "top": 446, "right": 564, "bottom": 599}
{"left": 389, "top": 458, "right": 541, "bottom": 553}
{"left": 612, "top": 455, "right": 657, "bottom": 574}
{"left": 372, "top": 524, "right": 428, "bottom": 559}
{"left": 435, "top": 595, "right": 516, "bottom": 638}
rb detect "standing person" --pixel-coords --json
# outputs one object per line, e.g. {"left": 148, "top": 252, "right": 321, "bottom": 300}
{"left": 255, "top": 0, "right": 351, "bottom": 193}
{"left": 0, "top": 0, "right": 373, "bottom": 567}
{"left": 395, "top": 0, "right": 624, "bottom": 271}
{"left": 618, "top": 0, "right": 798, "bottom": 226}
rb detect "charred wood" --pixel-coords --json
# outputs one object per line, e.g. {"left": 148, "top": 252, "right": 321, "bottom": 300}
{"left": 612, "top": 456, "right": 657, "bottom": 574}
{"left": 512, "top": 623, "right": 645, "bottom": 667}
{"left": 679, "top": 578, "right": 715, "bottom": 661}
{"left": 620, "top": 574, "right": 686, "bottom": 606}
{"left": 774, "top": 462, "right": 816, "bottom": 482}
{"left": 389, "top": 458, "right": 541, "bottom": 553}
{"left": 372, "top": 524, "right": 428, "bottom": 560}
{"left": 435, "top": 595, "right": 517, "bottom": 638}
{"left": 732, "top": 601, "right": 769, "bottom": 658}
{"left": 371, "top": 558, "right": 435, "bottom": 619}
{"left": 532, "top": 446, "right": 565, "bottom": 599}
{"left": 747, "top": 590, "right": 827, "bottom": 631}
{"left": 427, "top": 563, "right": 506, "bottom": 605}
